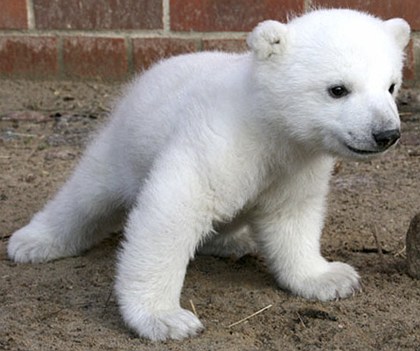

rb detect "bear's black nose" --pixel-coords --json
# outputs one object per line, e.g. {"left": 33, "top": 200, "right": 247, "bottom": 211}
{"left": 373, "top": 129, "right": 400, "bottom": 150}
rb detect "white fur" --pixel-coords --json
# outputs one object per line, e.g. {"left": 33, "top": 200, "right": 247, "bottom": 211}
{"left": 8, "top": 9, "right": 410, "bottom": 340}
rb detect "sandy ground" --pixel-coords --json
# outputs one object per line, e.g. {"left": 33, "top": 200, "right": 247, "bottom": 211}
{"left": 0, "top": 80, "right": 419, "bottom": 351}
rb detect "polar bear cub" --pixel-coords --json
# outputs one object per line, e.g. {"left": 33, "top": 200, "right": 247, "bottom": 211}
{"left": 8, "top": 9, "right": 410, "bottom": 341}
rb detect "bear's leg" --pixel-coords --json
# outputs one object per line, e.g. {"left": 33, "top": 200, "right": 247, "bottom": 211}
{"left": 252, "top": 162, "right": 360, "bottom": 301}
{"left": 115, "top": 150, "right": 215, "bottom": 340}
{"left": 8, "top": 139, "right": 126, "bottom": 263}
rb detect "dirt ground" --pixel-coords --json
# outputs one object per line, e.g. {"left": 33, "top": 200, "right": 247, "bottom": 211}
{"left": 0, "top": 79, "right": 419, "bottom": 351}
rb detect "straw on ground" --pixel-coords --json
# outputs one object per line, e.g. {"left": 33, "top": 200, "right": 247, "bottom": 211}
{"left": 228, "top": 304, "right": 273, "bottom": 328}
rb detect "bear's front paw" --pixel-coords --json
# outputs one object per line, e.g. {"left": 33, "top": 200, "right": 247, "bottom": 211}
{"left": 293, "top": 262, "right": 361, "bottom": 301}
{"left": 8, "top": 225, "right": 65, "bottom": 263}
{"left": 122, "top": 307, "right": 204, "bottom": 341}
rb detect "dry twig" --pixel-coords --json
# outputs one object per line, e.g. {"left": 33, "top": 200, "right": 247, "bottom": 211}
{"left": 394, "top": 245, "right": 407, "bottom": 258}
{"left": 227, "top": 304, "right": 273, "bottom": 328}
{"left": 371, "top": 225, "right": 385, "bottom": 265}
{"left": 296, "top": 312, "right": 307, "bottom": 328}
{"left": 189, "top": 299, "right": 198, "bottom": 317}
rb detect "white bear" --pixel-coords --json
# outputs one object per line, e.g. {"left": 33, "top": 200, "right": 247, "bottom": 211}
{"left": 8, "top": 9, "right": 410, "bottom": 341}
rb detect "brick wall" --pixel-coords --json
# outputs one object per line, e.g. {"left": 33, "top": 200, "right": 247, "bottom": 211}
{"left": 0, "top": 0, "right": 418, "bottom": 84}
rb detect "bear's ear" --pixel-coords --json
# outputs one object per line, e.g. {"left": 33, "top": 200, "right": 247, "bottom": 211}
{"left": 247, "top": 20, "right": 289, "bottom": 60}
{"left": 384, "top": 18, "right": 411, "bottom": 50}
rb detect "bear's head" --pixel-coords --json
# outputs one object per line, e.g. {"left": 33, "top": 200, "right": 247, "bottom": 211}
{"left": 247, "top": 9, "right": 411, "bottom": 160}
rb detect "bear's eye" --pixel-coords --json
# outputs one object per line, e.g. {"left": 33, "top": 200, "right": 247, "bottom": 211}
{"left": 328, "top": 85, "right": 349, "bottom": 99}
{"left": 389, "top": 83, "right": 396, "bottom": 94}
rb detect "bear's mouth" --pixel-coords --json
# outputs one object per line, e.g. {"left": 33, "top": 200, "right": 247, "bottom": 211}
{"left": 346, "top": 145, "right": 383, "bottom": 155}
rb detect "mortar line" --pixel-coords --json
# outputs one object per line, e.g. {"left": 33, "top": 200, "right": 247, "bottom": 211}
{"left": 26, "top": 0, "right": 35, "bottom": 30}
{"left": 162, "top": 0, "right": 170, "bottom": 32}
{"left": 126, "top": 35, "right": 134, "bottom": 78}
{"left": 304, "top": 0, "right": 314, "bottom": 11}
{"left": 0, "top": 30, "right": 248, "bottom": 40}
{"left": 57, "top": 36, "right": 64, "bottom": 79}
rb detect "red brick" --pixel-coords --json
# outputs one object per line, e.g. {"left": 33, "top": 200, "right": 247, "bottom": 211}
{"left": 0, "top": 0, "right": 28, "bottom": 29}
{"left": 313, "top": 0, "right": 420, "bottom": 30}
{"left": 170, "top": 0, "right": 305, "bottom": 32}
{"left": 202, "top": 39, "right": 248, "bottom": 52}
{"left": 0, "top": 37, "right": 58, "bottom": 78}
{"left": 63, "top": 37, "right": 128, "bottom": 80}
{"left": 132, "top": 38, "right": 198, "bottom": 72}
{"left": 34, "top": 0, "right": 162, "bottom": 30}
